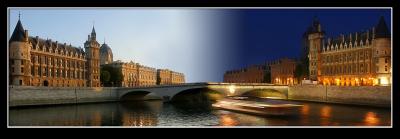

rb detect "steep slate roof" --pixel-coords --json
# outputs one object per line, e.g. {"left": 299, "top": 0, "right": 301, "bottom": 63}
{"left": 375, "top": 16, "right": 390, "bottom": 38}
{"left": 29, "top": 36, "right": 85, "bottom": 54}
{"left": 10, "top": 19, "right": 26, "bottom": 42}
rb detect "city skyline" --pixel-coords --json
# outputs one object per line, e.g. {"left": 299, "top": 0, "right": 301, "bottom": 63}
{"left": 8, "top": 8, "right": 391, "bottom": 82}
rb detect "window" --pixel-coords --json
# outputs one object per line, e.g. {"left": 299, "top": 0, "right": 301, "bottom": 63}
{"left": 385, "top": 58, "right": 388, "bottom": 63}
{"left": 360, "top": 64, "right": 363, "bottom": 73}
{"left": 385, "top": 66, "right": 388, "bottom": 72}
{"left": 11, "top": 60, "right": 14, "bottom": 65}
{"left": 21, "top": 60, "right": 24, "bottom": 65}
{"left": 31, "top": 66, "right": 34, "bottom": 75}
{"left": 38, "top": 67, "right": 41, "bottom": 76}
{"left": 21, "top": 67, "right": 24, "bottom": 73}
{"left": 12, "top": 67, "right": 14, "bottom": 73}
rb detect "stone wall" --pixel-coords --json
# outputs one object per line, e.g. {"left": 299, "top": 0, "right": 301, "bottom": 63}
{"left": 288, "top": 85, "right": 391, "bottom": 107}
{"left": 9, "top": 86, "right": 119, "bottom": 107}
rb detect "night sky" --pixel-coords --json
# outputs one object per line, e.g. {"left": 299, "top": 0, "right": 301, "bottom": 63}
{"left": 226, "top": 9, "right": 391, "bottom": 70}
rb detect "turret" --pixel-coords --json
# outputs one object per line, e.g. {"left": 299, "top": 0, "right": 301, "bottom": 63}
{"left": 9, "top": 13, "right": 31, "bottom": 86}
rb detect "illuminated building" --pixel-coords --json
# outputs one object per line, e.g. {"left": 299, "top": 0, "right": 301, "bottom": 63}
{"left": 305, "top": 16, "right": 391, "bottom": 86}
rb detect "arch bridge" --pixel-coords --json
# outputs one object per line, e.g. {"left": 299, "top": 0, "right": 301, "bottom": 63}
{"left": 116, "top": 82, "right": 288, "bottom": 102}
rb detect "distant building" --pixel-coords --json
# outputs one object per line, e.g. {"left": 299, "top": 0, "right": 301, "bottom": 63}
{"left": 270, "top": 58, "right": 297, "bottom": 85}
{"left": 306, "top": 16, "right": 391, "bottom": 86}
{"left": 137, "top": 64, "right": 157, "bottom": 86}
{"left": 105, "top": 60, "right": 138, "bottom": 87}
{"left": 157, "top": 69, "right": 185, "bottom": 85}
{"left": 223, "top": 64, "right": 268, "bottom": 83}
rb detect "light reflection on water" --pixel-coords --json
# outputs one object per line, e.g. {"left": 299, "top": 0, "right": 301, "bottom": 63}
{"left": 9, "top": 100, "right": 391, "bottom": 126}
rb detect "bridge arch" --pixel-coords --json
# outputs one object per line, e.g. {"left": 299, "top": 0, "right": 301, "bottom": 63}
{"left": 170, "top": 87, "right": 225, "bottom": 103}
{"left": 240, "top": 89, "right": 288, "bottom": 99}
{"left": 120, "top": 90, "right": 153, "bottom": 101}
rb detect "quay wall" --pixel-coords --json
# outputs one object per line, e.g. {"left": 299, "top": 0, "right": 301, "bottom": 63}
{"left": 288, "top": 85, "right": 391, "bottom": 107}
{"left": 9, "top": 86, "right": 120, "bottom": 107}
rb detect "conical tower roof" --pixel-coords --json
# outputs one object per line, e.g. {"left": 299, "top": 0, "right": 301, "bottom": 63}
{"left": 10, "top": 19, "right": 26, "bottom": 42}
{"left": 375, "top": 16, "right": 390, "bottom": 38}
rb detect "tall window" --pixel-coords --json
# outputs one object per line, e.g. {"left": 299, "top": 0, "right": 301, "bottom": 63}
{"left": 38, "top": 67, "right": 41, "bottom": 76}
{"left": 31, "top": 66, "right": 34, "bottom": 75}
{"left": 360, "top": 64, "right": 364, "bottom": 73}
{"left": 21, "top": 67, "right": 24, "bottom": 73}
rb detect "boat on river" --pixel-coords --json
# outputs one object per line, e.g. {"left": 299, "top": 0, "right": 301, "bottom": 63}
{"left": 212, "top": 96, "right": 303, "bottom": 116}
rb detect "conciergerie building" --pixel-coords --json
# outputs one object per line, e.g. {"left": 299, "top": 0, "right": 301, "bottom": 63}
{"left": 9, "top": 15, "right": 185, "bottom": 87}
{"left": 306, "top": 16, "right": 391, "bottom": 86}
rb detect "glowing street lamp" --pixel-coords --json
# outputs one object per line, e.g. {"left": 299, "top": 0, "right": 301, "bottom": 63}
{"left": 228, "top": 85, "right": 235, "bottom": 95}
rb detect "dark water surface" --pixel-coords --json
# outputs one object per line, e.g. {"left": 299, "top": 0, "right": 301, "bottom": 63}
{"left": 9, "top": 100, "right": 391, "bottom": 126}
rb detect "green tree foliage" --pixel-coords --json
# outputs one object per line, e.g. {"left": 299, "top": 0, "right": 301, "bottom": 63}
{"left": 294, "top": 57, "right": 309, "bottom": 81}
{"left": 100, "top": 65, "right": 124, "bottom": 87}
{"left": 100, "top": 70, "right": 110, "bottom": 84}
{"left": 263, "top": 71, "right": 271, "bottom": 83}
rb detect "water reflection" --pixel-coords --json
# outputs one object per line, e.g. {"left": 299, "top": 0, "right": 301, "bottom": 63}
{"left": 9, "top": 100, "right": 391, "bottom": 126}
{"left": 364, "top": 112, "right": 380, "bottom": 126}
{"left": 220, "top": 114, "right": 238, "bottom": 126}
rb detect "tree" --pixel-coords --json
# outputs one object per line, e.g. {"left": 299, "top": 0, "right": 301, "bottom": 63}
{"left": 100, "top": 70, "right": 110, "bottom": 86}
{"left": 100, "top": 65, "right": 123, "bottom": 87}
{"left": 294, "top": 57, "right": 309, "bottom": 82}
{"left": 263, "top": 71, "right": 271, "bottom": 83}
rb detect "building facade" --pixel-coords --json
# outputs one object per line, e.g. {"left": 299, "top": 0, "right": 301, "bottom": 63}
{"left": 223, "top": 64, "right": 267, "bottom": 83}
{"left": 105, "top": 60, "right": 139, "bottom": 87}
{"left": 104, "top": 61, "right": 185, "bottom": 87}
{"left": 9, "top": 17, "right": 98, "bottom": 87}
{"left": 306, "top": 16, "right": 391, "bottom": 86}
{"left": 9, "top": 16, "right": 186, "bottom": 88}
{"left": 270, "top": 58, "right": 297, "bottom": 85}
{"left": 137, "top": 65, "right": 157, "bottom": 86}
{"left": 157, "top": 69, "right": 185, "bottom": 85}
{"left": 170, "top": 71, "right": 185, "bottom": 84}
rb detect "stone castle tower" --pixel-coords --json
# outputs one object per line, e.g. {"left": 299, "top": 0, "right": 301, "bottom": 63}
{"left": 372, "top": 16, "right": 391, "bottom": 84}
{"left": 9, "top": 16, "right": 31, "bottom": 86}
{"left": 84, "top": 26, "right": 101, "bottom": 87}
{"left": 307, "top": 17, "right": 324, "bottom": 81}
